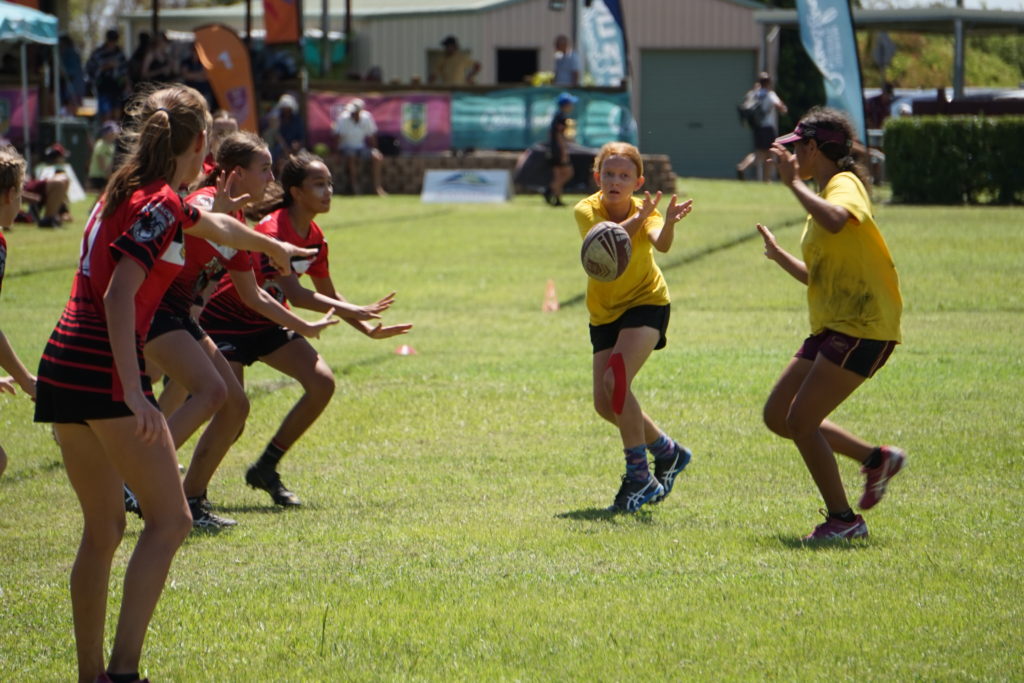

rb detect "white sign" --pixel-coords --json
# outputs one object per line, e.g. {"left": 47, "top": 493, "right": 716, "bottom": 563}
{"left": 420, "top": 170, "right": 513, "bottom": 203}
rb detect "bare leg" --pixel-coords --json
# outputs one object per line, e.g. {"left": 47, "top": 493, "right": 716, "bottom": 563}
{"left": 371, "top": 149, "right": 387, "bottom": 196}
{"left": 593, "top": 326, "right": 661, "bottom": 449}
{"left": 592, "top": 349, "right": 663, "bottom": 445}
{"left": 259, "top": 338, "right": 336, "bottom": 451}
{"left": 346, "top": 155, "right": 359, "bottom": 195}
{"left": 145, "top": 331, "right": 226, "bottom": 449}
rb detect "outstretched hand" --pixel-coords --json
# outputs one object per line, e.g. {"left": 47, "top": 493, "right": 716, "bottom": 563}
{"left": 664, "top": 195, "right": 694, "bottom": 225}
{"left": 638, "top": 190, "right": 663, "bottom": 220}
{"left": 756, "top": 223, "right": 784, "bottom": 262}
{"left": 212, "top": 168, "right": 252, "bottom": 214}
{"left": 304, "top": 308, "right": 342, "bottom": 339}
{"left": 768, "top": 142, "right": 798, "bottom": 186}
{"left": 0, "top": 377, "right": 15, "bottom": 395}
{"left": 366, "top": 322, "right": 413, "bottom": 340}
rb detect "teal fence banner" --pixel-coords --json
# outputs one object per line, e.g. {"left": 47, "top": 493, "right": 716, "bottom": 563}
{"left": 797, "top": 0, "right": 867, "bottom": 143}
{"left": 451, "top": 88, "right": 637, "bottom": 150}
{"left": 581, "top": 0, "right": 628, "bottom": 87}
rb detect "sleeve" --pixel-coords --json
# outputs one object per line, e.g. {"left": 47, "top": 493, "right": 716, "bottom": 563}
{"left": 187, "top": 192, "right": 215, "bottom": 212}
{"left": 575, "top": 202, "right": 598, "bottom": 238}
{"left": 825, "top": 174, "right": 871, "bottom": 226}
{"left": 643, "top": 207, "right": 665, "bottom": 236}
{"left": 306, "top": 238, "right": 330, "bottom": 279}
{"left": 111, "top": 192, "right": 200, "bottom": 274}
{"left": 224, "top": 249, "right": 253, "bottom": 272}
{"left": 365, "top": 114, "right": 378, "bottom": 137}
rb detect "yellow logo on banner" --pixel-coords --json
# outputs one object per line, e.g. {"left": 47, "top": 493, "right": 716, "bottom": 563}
{"left": 401, "top": 102, "right": 427, "bottom": 144}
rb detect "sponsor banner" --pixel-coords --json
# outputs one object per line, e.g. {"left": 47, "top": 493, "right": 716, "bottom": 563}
{"left": 263, "top": 0, "right": 301, "bottom": 45}
{"left": 581, "top": 0, "right": 628, "bottom": 87}
{"left": 451, "top": 87, "right": 636, "bottom": 150}
{"left": 0, "top": 87, "right": 38, "bottom": 144}
{"left": 421, "top": 169, "right": 512, "bottom": 204}
{"left": 797, "top": 0, "right": 867, "bottom": 143}
{"left": 194, "top": 24, "right": 258, "bottom": 133}
{"left": 307, "top": 91, "right": 452, "bottom": 154}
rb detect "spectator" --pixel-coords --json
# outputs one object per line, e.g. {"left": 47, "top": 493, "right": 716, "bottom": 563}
{"left": 58, "top": 34, "right": 85, "bottom": 115}
{"left": 430, "top": 36, "right": 480, "bottom": 86}
{"left": 866, "top": 82, "right": 895, "bottom": 130}
{"left": 127, "top": 31, "right": 150, "bottom": 86}
{"left": 141, "top": 31, "right": 178, "bottom": 84}
{"left": 736, "top": 72, "right": 787, "bottom": 182}
{"left": 87, "top": 121, "right": 120, "bottom": 191}
{"left": 552, "top": 34, "right": 581, "bottom": 87}
{"left": 273, "top": 93, "right": 306, "bottom": 167}
{"left": 205, "top": 110, "right": 239, "bottom": 175}
{"left": 23, "top": 144, "right": 71, "bottom": 228}
{"left": 545, "top": 91, "right": 577, "bottom": 207}
{"left": 180, "top": 45, "right": 216, "bottom": 110}
{"left": 333, "top": 98, "right": 387, "bottom": 197}
{"left": 85, "top": 29, "right": 129, "bottom": 120}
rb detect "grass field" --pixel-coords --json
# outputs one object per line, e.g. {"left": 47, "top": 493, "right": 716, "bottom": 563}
{"left": 1, "top": 179, "right": 1022, "bottom": 681}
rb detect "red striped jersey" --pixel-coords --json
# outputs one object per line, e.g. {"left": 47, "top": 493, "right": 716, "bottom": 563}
{"left": 200, "top": 207, "right": 328, "bottom": 335}
{"left": 37, "top": 180, "right": 199, "bottom": 400}
{"left": 0, "top": 231, "right": 7, "bottom": 297}
{"left": 155, "top": 185, "right": 251, "bottom": 317}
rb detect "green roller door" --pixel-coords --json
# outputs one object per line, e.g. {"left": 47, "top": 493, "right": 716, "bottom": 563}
{"left": 639, "top": 50, "right": 756, "bottom": 179}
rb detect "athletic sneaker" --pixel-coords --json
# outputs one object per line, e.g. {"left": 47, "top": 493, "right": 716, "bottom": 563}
{"left": 607, "top": 474, "right": 665, "bottom": 513}
{"left": 124, "top": 484, "right": 143, "bottom": 519}
{"left": 803, "top": 510, "right": 868, "bottom": 542}
{"left": 652, "top": 443, "right": 692, "bottom": 503}
{"left": 859, "top": 446, "right": 906, "bottom": 510}
{"left": 245, "top": 464, "right": 302, "bottom": 507}
{"left": 188, "top": 496, "right": 237, "bottom": 530}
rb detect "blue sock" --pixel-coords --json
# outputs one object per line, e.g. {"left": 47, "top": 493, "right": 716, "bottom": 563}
{"left": 648, "top": 434, "right": 676, "bottom": 461}
{"left": 624, "top": 445, "right": 650, "bottom": 482}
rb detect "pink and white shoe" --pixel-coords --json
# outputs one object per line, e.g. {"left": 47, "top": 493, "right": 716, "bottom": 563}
{"left": 803, "top": 510, "right": 868, "bottom": 542}
{"left": 859, "top": 446, "right": 907, "bottom": 510}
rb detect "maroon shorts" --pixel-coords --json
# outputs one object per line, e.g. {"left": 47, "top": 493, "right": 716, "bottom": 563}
{"left": 796, "top": 329, "right": 897, "bottom": 379}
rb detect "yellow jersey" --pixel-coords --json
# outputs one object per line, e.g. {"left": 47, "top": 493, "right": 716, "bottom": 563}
{"left": 801, "top": 172, "right": 903, "bottom": 342}
{"left": 575, "top": 192, "right": 670, "bottom": 326}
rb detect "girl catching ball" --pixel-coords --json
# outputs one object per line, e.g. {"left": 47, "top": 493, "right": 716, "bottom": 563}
{"left": 757, "top": 106, "right": 906, "bottom": 542}
{"left": 575, "top": 142, "right": 695, "bottom": 512}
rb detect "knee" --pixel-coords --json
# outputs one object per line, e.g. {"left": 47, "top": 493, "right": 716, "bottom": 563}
{"left": 145, "top": 505, "right": 192, "bottom": 546}
{"left": 305, "top": 367, "right": 336, "bottom": 404}
{"left": 193, "top": 375, "right": 228, "bottom": 415}
{"left": 762, "top": 401, "right": 789, "bottom": 438}
{"left": 82, "top": 516, "right": 126, "bottom": 556}
{"left": 224, "top": 383, "right": 250, "bottom": 422}
{"left": 784, "top": 407, "right": 817, "bottom": 441}
{"left": 592, "top": 394, "right": 615, "bottom": 423}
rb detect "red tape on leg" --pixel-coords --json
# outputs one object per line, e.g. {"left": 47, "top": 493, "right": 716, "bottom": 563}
{"left": 608, "top": 352, "right": 626, "bottom": 415}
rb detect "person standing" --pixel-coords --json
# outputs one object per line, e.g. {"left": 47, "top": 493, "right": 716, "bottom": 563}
{"left": 757, "top": 106, "right": 906, "bottom": 542}
{"left": 88, "top": 122, "right": 120, "bottom": 191}
{"left": 545, "top": 91, "right": 577, "bottom": 207}
{"left": 85, "top": 29, "right": 129, "bottom": 120}
{"left": 736, "top": 72, "right": 787, "bottom": 182}
{"left": 574, "top": 142, "right": 695, "bottom": 513}
{"left": 430, "top": 35, "right": 481, "bottom": 86}
{"left": 552, "top": 34, "right": 581, "bottom": 87}
{"left": 332, "top": 98, "right": 387, "bottom": 197}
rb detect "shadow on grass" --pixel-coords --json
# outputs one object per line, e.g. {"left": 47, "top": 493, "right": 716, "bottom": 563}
{"left": 3, "top": 458, "right": 64, "bottom": 483}
{"left": 555, "top": 507, "right": 657, "bottom": 524}
{"left": 774, "top": 534, "right": 871, "bottom": 551}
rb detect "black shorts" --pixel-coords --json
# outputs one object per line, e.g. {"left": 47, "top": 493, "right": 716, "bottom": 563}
{"left": 34, "top": 375, "right": 159, "bottom": 424}
{"left": 590, "top": 304, "right": 670, "bottom": 354}
{"left": 753, "top": 125, "right": 776, "bottom": 151}
{"left": 147, "top": 309, "right": 208, "bottom": 343}
{"left": 796, "top": 329, "right": 897, "bottom": 379}
{"left": 210, "top": 326, "right": 298, "bottom": 366}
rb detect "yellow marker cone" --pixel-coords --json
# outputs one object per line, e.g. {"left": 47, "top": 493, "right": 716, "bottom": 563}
{"left": 542, "top": 279, "right": 559, "bottom": 312}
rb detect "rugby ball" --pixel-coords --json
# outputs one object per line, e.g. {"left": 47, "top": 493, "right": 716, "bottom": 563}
{"left": 580, "top": 221, "right": 631, "bottom": 282}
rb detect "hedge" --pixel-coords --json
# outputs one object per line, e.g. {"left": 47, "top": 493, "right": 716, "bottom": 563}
{"left": 884, "top": 115, "right": 1024, "bottom": 205}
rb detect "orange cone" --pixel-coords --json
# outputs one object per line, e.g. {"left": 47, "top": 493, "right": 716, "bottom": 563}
{"left": 394, "top": 344, "right": 417, "bottom": 356}
{"left": 542, "top": 279, "right": 559, "bottom": 312}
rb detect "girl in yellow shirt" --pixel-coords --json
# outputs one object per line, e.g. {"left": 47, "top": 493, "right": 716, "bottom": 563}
{"left": 757, "top": 107, "right": 906, "bottom": 542}
{"left": 574, "top": 142, "right": 695, "bottom": 512}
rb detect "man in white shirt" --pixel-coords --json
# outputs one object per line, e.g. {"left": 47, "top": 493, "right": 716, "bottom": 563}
{"left": 552, "top": 35, "right": 580, "bottom": 87}
{"left": 332, "top": 98, "right": 387, "bottom": 196}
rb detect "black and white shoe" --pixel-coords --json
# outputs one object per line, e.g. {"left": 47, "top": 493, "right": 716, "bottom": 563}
{"left": 245, "top": 464, "right": 302, "bottom": 507}
{"left": 188, "top": 496, "right": 237, "bottom": 530}
{"left": 124, "top": 484, "right": 143, "bottom": 519}
{"left": 607, "top": 474, "right": 664, "bottom": 513}
{"left": 652, "top": 443, "right": 692, "bottom": 503}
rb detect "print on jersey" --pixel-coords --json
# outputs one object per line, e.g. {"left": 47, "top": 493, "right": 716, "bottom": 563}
{"left": 131, "top": 198, "right": 178, "bottom": 243}
{"left": 0, "top": 239, "right": 6, "bottom": 295}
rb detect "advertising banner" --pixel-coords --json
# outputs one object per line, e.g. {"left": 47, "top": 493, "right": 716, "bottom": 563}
{"left": 581, "top": 0, "right": 628, "bottom": 87}
{"left": 0, "top": 87, "right": 37, "bottom": 144}
{"left": 797, "top": 0, "right": 867, "bottom": 143}
{"left": 263, "top": 0, "right": 301, "bottom": 45}
{"left": 450, "top": 87, "right": 636, "bottom": 150}
{"left": 421, "top": 169, "right": 512, "bottom": 203}
{"left": 194, "top": 24, "right": 258, "bottom": 133}
{"left": 306, "top": 92, "right": 452, "bottom": 154}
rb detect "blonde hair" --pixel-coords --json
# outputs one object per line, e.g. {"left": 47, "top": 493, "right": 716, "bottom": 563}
{"left": 0, "top": 146, "right": 26, "bottom": 194}
{"left": 103, "top": 84, "right": 212, "bottom": 217}
{"left": 593, "top": 142, "right": 643, "bottom": 178}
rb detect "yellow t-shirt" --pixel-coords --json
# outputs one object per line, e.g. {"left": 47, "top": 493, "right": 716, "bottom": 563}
{"left": 575, "top": 192, "right": 670, "bottom": 326}
{"left": 434, "top": 52, "right": 475, "bottom": 85}
{"left": 801, "top": 171, "right": 903, "bottom": 342}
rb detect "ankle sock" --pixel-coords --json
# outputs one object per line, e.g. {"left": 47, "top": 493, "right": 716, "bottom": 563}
{"left": 647, "top": 433, "right": 676, "bottom": 461}
{"left": 624, "top": 445, "right": 650, "bottom": 482}
{"left": 256, "top": 441, "right": 286, "bottom": 470}
{"left": 829, "top": 508, "right": 856, "bottom": 523}
{"left": 863, "top": 447, "right": 883, "bottom": 469}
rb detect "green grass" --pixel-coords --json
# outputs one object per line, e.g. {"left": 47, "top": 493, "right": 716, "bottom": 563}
{"left": 1, "top": 180, "right": 1022, "bottom": 680}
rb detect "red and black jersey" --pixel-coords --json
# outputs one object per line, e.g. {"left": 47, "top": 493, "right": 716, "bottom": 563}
{"left": 37, "top": 180, "right": 200, "bottom": 401}
{"left": 0, "top": 231, "right": 7, "bottom": 298}
{"left": 200, "top": 208, "right": 328, "bottom": 335}
{"left": 155, "top": 186, "right": 251, "bottom": 317}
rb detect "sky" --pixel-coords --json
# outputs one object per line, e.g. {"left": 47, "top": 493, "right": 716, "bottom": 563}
{"left": 861, "top": 0, "right": 1024, "bottom": 8}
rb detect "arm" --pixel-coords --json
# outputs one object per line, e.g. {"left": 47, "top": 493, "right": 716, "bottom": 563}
{"left": 648, "top": 196, "right": 694, "bottom": 253}
{"left": 275, "top": 272, "right": 386, "bottom": 322}
{"left": 103, "top": 259, "right": 167, "bottom": 443}
{"left": 757, "top": 223, "right": 807, "bottom": 284}
{"left": 310, "top": 275, "right": 413, "bottom": 339}
{"left": 230, "top": 267, "right": 338, "bottom": 338}
{"left": 0, "top": 330, "right": 35, "bottom": 398}
{"left": 184, "top": 211, "right": 314, "bottom": 276}
{"left": 770, "top": 142, "right": 850, "bottom": 234}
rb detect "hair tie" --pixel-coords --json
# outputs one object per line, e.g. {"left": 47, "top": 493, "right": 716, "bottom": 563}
{"left": 155, "top": 107, "right": 171, "bottom": 115}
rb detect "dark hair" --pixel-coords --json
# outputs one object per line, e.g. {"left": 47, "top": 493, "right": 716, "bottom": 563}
{"left": 799, "top": 106, "right": 870, "bottom": 187}
{"left": 102, "top": 84, "right": 211, "bottom": 217}
{"left": 249, "top": 150, "right": 329, "bottom": 219}
{"left": 199, "top": 131, "right": 268, "bottom": 189}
